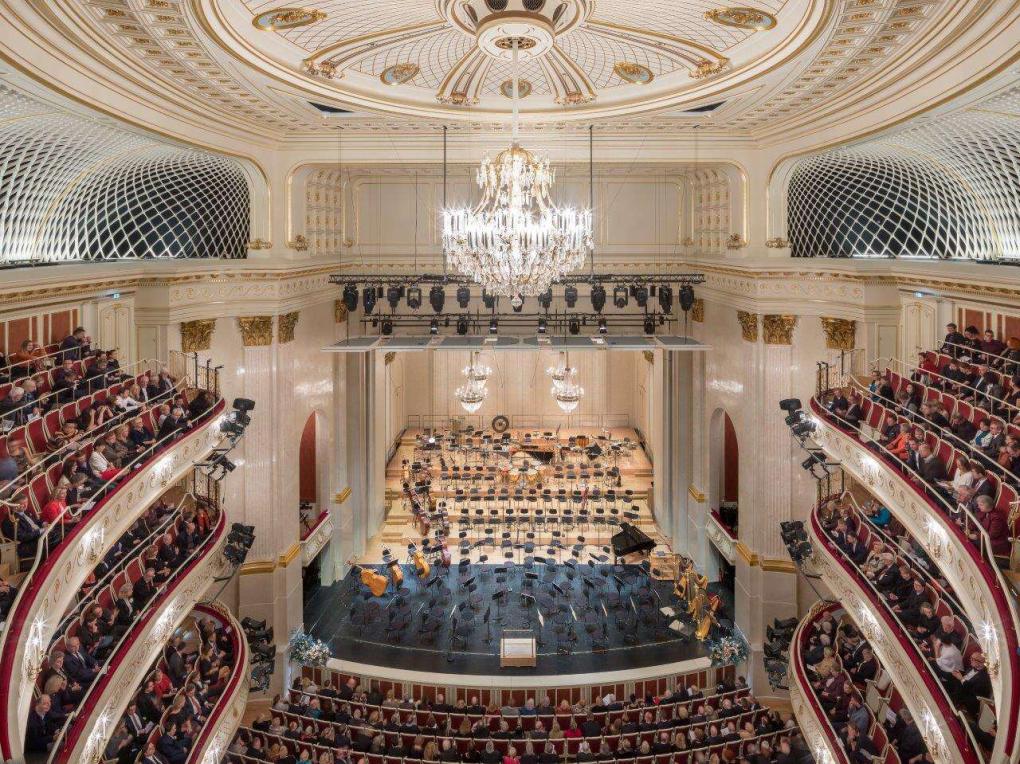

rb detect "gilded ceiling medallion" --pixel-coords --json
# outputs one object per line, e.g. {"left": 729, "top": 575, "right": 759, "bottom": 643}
{"left": 381, "top": 63, "right": 420, "bottom": 86}
{"left": 253, "top": 7, "right": 327, "bottom": 31}
{"left": 613, "top": 62, "right": 654, "bottom": 85}
{"left": 690, "top": 59, "right": 729, "bottom": 79}
{"left": 500, "top": 79, "right": 533, "bottom": 98}
{"left": 704, "top": 7, "right": 777, "bottom": 31}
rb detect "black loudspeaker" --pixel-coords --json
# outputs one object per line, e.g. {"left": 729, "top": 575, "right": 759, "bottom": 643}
{"left": 456, "top": 286, "right": 471, "bottom": 308}
{"left": 537, "top": 289, "right": 553, "bottom": 310}
{"left": 590, "top": 284, "right": 606, "bottom": 313}
{"left": 233, "top": 398, "right": 256, "bottom": 412}
{"left": 679, "top": 285, "right": 695, "bottom": 312}
{"left": 342, "top": 284, "right": 359, "bottom": 312}
{"left": 482, "top": 290, "right": 497, "bottom": 310}
{"left": 564, "top": 285, "right": 578, "bottom": 308}
{"left": 429, "top": 286, "right": 445, "bottom": 313}
{"left": 658, "top": 285, "right": 673, "bottom": 314}
{"left": 386, "top": 285, "right": 402, "bottom": 309}
{"left": 362, "top": 286, "right": 377, "bottom": 315}
{"left": 779, "top": 398, "right": 802, "bottom": 413}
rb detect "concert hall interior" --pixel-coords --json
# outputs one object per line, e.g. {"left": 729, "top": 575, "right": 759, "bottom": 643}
{"left": 4, "top": 3, "right": 1020, "bottom": 764}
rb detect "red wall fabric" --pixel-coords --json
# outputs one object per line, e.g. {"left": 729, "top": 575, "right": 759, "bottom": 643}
{"left": 299, "top": 414, "right": 317, "bottom": 503}
{"left": 723, "top": 413, "right": 738, "bottom": 503}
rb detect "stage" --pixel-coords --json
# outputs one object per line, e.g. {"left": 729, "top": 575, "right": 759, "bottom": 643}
{"left": 305, "top": 561, "right": 720, "bottom": 674}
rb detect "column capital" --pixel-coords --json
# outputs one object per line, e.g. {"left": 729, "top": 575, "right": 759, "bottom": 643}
{"left": 334, "top": 300, "right": 349, "bottom": 324}
{"left": 180, "top": 319, "right": 215, "bottom": 353}
{"left": 278, "top": 311, "right": 300, "bottom": 344}
{"left": 237, "top": 316, "right": 274, "bottom": 347}
{"left": 762, "top": 314, "right": 797, "bottom": 345}
{"left": 736, "top": 310, "right": 759, "bottom": 342}
{"left": 820, "top": 316, "right": 857, "bottom": 350}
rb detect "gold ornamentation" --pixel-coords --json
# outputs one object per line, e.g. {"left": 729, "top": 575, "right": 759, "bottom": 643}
{"left": 691, "top": 298, "right": 704, "bottom": 323}
{"left": 303, "top": 60, "right": 340, "bottom": 79}
{"left": 820, "top": 317, "right": 856, "bottom": 351}
{"left": 613, "top": 62, "right": 654, "bottom": 85}
{"left": 384, "top": 352, "right": 396, "bottom": 365}
{"left": 682, "top": 236, "right": 695, "bottom": 246}
{"left": 381, "top": 63, "right": 420, "bottom": 85}
{"left": 556, "top": 91, "right": 595, "bottom": 105}
{"left": 763, "top": 314, "right": 798, "bottom": 345}
{"left": 180, "top": 319, "right": 216, "bottom": 353}
{"left": 288, "top": 234, "right": 309, "bottom": 252}
{"left": 736, "top": 311, "right": 758, "bottom": 342}
{"left": 642, "top": 350, "right": 654, "bottom": 364}
{"left": 688, "top": 485, "right": 706, "bottom": 502}
{"left": 278, "top": 311, "right": 300, "bottom": 343}
{"left": 726, "top": 233, "right": 746, "bottom": 249}
{"left": 765, "top": 237, "right": 790, "bottom": 248}
{"left": 238, "top": 316, "right": 274, "bottom": 347}
{"left": 253, "top": 7, "right": 327, "bottom": 31}
{"left": 334, "top": 486, "right": 352, "bottom": 504}
{"left": 704, "top": 7, "right": 777, "bottom": 30}
{"left": 690, "top": 59, "right": 729, "bottom": 79}
{"left": 437, "top": 91, "right": 477, "bottom": 105}
{"left": 247, "top": 239, "right": 272, "bottom": 250}
{"left": 334, "top": 300, "right": 349, "bottom": 324}
{"left": 494, "top": 36, "right": 538, "bottom": 50}
{"left": 500, "top": 79, "right": 533, "bottom": 98}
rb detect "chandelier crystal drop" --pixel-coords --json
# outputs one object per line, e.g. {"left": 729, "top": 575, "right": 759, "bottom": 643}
{"left": 455, "top": 378, "right": 488, "bottom": 414}
{"left": 441, "top": 38, "right": 592, "bottom": 297}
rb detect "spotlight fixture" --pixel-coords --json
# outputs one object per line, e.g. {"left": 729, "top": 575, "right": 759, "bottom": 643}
{"left": 382, "top": 320, "right": 394, "bottom": 335}
{"left": 430, "top": 318, "right": 439, "bottom": 335}
{"left": 613, "top": 285, "right": 629, "bottom": 309}
{"left": 406, "top": 287, "right": 422, "bottom": 310}
{"left": 643, "top": 316, "right": 655, "bottom": 335}
{"left": 482, "top": 290, "right": 497, "bottom": 310}
{"left": 456, "top": 316, "right": 469, "bottom": 335}
{"left": 362, "top": 286, "right": 377, "bottom": 315}
{"left": 342, "top": 284, "right": 359, "bottom": 312}
{"left": 233, "top": 398, "right": 255, "bottom": 413}
{"left": 569, "top": 320, "right": 580, "bottom": 336}
{"left": 779, "top": 398, "right": 802, "bottom": 413}
{"left": 791, "top": 421, "right": 816, "bottom": 437}
{"left": 489, "top": 317, "right": 498, "bottom": 335}
{"left": 537, "top": 289, "right": 553, "bottom": 310}
{"left": 537, "top": 317, "right": 547, "bottom": 334}
{"left": 679, "top": 285, "right": 695, "bottom": 312}
{"left": 658, "top": 285, "right": 673, "bottom": 314}
{"left": 386, "top": 285, "right": 402, "bottom": 309}
{"left": 633, "top": 284, "right": 649, "bottom": 308}
{"left": 429, "top": 286, "right": 445, "bottom": 313}
{"left": 456, "top": 285, "right": 471, "bottom": 308}
{"left": 590, "top": 284, "right": 606, "bottom": 313}
{"left": 564, "top": 285, "right": 578, "bottom": 308}
{"left": 598, "top": 317, "right": 607, "bottom": 335}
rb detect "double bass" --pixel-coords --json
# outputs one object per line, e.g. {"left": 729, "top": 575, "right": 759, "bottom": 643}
{"left": 382, "top": 549, "right": 404, "bottom": 588}
{"left": 407, "top": 542, "right": 431, "bottom": 579}
{"left": 347, "top": 560, "right": 388, "bottom": 597}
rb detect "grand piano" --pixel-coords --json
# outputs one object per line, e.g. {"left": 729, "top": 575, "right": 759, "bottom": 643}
{"left": 611, "top": 522, "right": 656, "bottom": 561}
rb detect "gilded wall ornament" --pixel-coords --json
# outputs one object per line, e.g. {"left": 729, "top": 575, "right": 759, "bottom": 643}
{"left": 726, "top": 233, "right": 746, "bottom": 249}
{"left": 288, "top": 234, "right": 309, "bottom": 252}
{"left": 437, "top": 91, "right": 476, "bottom": 106}
{"left": 334, "top": 300, "right": 349, "bottom": 324}
{"left": 500, "top": 79, "right": 533, "bottom": 98}
{"left": 704, "top": 8, "right": 777, "bottom": 30}
{"left": 556, "top": 91, "right": 595, "bottom": 105}
{"left": 820, "top": 317, "right": 856, "bottom": 351}
{"left": 763, "top": 314, "right": 798, "bottom": 345}
{"left": 381, "top": 63, "right": 420, "bottom": 86}
{"left": 613, "top": 62, "right": 654, "bottom": 85}
{"left": 384, "top": 352, "right": 396, "bottom": 365}
{"left": 247, "top": 239, "right": 272, "bottom": 250}
{"left": 278, "top": 311, "right": 300, "bottom": 343}
{"left": 303, "top": 60, "right": 340, "bottom": 79}
{"left": 682, "top": 236, "right": 695, "bottom": 246}
{"left": 643, "top": 350, "right": 654, "bottom": 364}
{"left": 253, "top": 7, "right": 327, "bottom": 31}
{"left": 736, "top": 311, "right": 758, "bottom": 342}
{"left": 691, "top": 298, "right": 705, "bottom": 323}
{"left": 180, "top": 319, "right": 216, "bottom": 353}
{"left": 690, "top": 59, "right": 729, "bottom": 79}
{"left": 765, "top": 237, "right": 790, "bottom": 248}
{"left": 238, "top": 316, "right": 274, "bottom": 347}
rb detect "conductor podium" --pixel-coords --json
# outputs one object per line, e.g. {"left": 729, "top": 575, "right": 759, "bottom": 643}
{"left": 500, "top": 630, "right": 537, "bottom": 668}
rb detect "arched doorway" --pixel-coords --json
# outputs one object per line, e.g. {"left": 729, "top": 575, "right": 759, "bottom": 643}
{"left": 299, "top": 412, "right": 322, "bottom": 600}
{"left": 708, "top": 408, "right": 739, "bottom": 595}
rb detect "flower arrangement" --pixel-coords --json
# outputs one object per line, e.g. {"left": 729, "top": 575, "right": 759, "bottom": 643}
{"left": 288, "top": 629, "right": 332, "bottom": 667}
{"left": 707, "top": 629, "right": 750, "bottom": 667}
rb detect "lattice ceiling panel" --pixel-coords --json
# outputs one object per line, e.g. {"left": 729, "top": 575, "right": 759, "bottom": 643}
{"left": 788, "top": 84, "right": 1020, "bottom": 259}
{"left": 352, "top": 28, "right": 474, "bottom": 89}
{"left": 480, "top": 59, "right": 552, "bottom": 96}
{"left": 0, "top": 84, "right": 251, "bottom": 263}
{"left": 557, "top": 28, "right": 686, "bottom": 89}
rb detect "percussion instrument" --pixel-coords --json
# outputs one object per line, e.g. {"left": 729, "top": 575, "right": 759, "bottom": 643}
{"left": 347, "top": 559, "right": 388, "bottom": 597}
{"left": 575, "top": 434, "right": 590, "bottom": 448}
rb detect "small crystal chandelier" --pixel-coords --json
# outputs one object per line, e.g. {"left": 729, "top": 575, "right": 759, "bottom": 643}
{"left": 554, "top": 377, "right": 584, "bottom": 414}
{"left": 462, "top": 351, "right": 492, "bottom": 384}
{"left": 441, "top": 39, "right": 592, "bottom": 297}
{"left": 545, "top": 352, "right": 575, "bottom": 392}
{"left": 455, "top": 378, "right": 488, "bottom": 413}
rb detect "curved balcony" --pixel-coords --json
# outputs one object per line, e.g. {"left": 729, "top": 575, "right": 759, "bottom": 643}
{"left": 50, "top": 509, "right": 230, "bottom": 764}
{"left": 809, "top": 398, "right": 1020, "bottom": 764}
{"left": 184, "top": 604, "right": 250, "bottom": 764}
{"left": 0, "top": 397, "right": 228, "bottom": 759}
{"left": 807, "top": 499, "right": 979, "bottom": 764}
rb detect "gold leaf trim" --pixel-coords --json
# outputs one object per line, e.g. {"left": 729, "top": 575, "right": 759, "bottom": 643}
{"left": 180, "top": 318, "right": 215, "bottom": 353}
{"left": 238, "top": 316, "right": 274, "bottom": 347}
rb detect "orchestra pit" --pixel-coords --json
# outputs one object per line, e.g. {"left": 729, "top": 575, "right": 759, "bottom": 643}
{"left": 3, "top": 3, "right": 1020, "bottom": 764}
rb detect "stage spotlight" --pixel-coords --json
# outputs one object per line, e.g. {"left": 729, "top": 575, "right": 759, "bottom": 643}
{"left": 779, "top": 398, "right": 802, "bottom": 413}
{"left": 658, "top": 285, "right": 673, "bottom": 313}
{"left": 429, "top": 286, "right": 445, "bottom": 313}
{"left": 430, "top": 318, "right": 439, "bottom": 335}
{"left": 342, "top": 284, "right": 359, "bottom": 312}
{"left": 456, "top": 285, "right": 471, "bottom": 308}
{"left": 406, "top": 287, "right": 422, "bottom": 310}
{"left": 386, "top": 285, "right": 402, "bottom": 309}
{"left": 613, "top": 285, "right": 629, "bottom": 309}
{"left": 634, "top": 284, "right": 649, "bottom": 308}
{"left": 221, "top": 419, "right": 245, "bottom": 438}
{"left": 232, "top": 398, "right": 256, "bottom": 413}
{"left": 537, "top": 289, "right": 553, "bottom": 310}
{"left": 792, "top": 421, "right": 816, "bottom": 437}
{"left": 537, "top": 317, "right": 548, "bottom": 335}
{"left": 382, "top": 320, "right": 394, "bottom": 335}
{"left": 456, "top": 316, "right": 469, "bottom": 335}
{"left": 643, "top": 316, "right": 655, "bottom": 335}
{"left": 564, "top": 285, "right": 578, "bottom": 308}
{"left": 679, "top": 285, "right": 695, "bottom": 312}
{"left": 590, "top": 284, "right": 606, "bottom": 313}
{"left": 569, "top": 319, "right": 580, "bottom": 336}
{"left": 482, "top": 290, "right": 497, "bottom": 310}
{"left": 489, "top": 317, "right": 499, "bottom": 335}
{"left": 362, "top": 286, "right": 377, "bottom": 315}
{"left": 598, "top": 317, "right": 607, "bottom": 335}
{"left": 785, "top": 411, "right": 805, "bottom": 427}
{"left": 800, "top": 453, "right": 824, "bottom": 471}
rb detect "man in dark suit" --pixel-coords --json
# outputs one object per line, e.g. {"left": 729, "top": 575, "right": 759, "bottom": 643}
{"left": 157, "top": 406, "right": 189, "bottom": 441}
{"left": 916, "top": 444, "right": 946, "bottom": 485}
{"left": 941, "top": 323, "right": 967, "bottom": 355}
{"left": 64, "top": 637, "right": 98, "bottom": 684}
{"left": 133, "top": 569, "right": 158, "bottom": 608}
{"left": 165, "top": 636, "right": 187, "bottom": 685}
{"left": 949, "top": 652, "right": 993, "bottom": 718}
{"left": 981, "top": 420, "right": 1006, "bottom": 458}
{"left": 2, "top": 493, "right": 43, "bottom": 557}
{"left": 893, "top": 578, "right": 930, "bottom": 627}
{"left": 59, "top": 327, "right": 89, "bottom": 361}
{"left": 26, "top": 694, "right": 58, "bottom": 752}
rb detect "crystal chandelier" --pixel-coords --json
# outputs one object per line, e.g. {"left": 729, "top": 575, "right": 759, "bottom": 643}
{"left": 548, "top": 352, "right": 583, "bottom": 413}
{"left": 455, "top": 378, "right": 487, "bottom": 413}
{"left": 462, "top": 351, "right": 492, "bottom": 384}
{"left": 545, "top": 352, "right": 575, "bottom": 392}
{"left": 441, "top": 39, "right": 592, "bottom": 297}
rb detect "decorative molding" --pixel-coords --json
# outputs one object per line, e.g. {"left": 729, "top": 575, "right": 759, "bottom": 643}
{"left": 237, "top": 316, "right": 274, "bottom": 347}
{"left": 384, "top": 352, "right": 396, "bottom": 365}
{"left": 725, "top": 233, "right": 746, "bottom": 249}
{"left": 247, "top": 239, "right": 272, "bottom": 250}
{"left": 334, "top": 300, "right": 349, "bottom": 324}
{"left": 180, "top": 319, "right": 216, "bottom": 353}
{"left": 736, "top": 310, "right": 759, "bottom": 342}
{"left": 690, "top": 298, "right": 704, "bottom": 323}
{"left": 253, "top": 8, "right": 327, "bottom": 32}
{"left": 690, "top": 59, "right": 729, "bottom": 79}
{"left": 334, "top": 486, "right": 352, "bottom": 504}
{"left": 301, "top": 514, "right": 335, "bottom": 566}
{"left": 734, "top": 541, "right": 758, "bottom": 566}
{"left": 688, "top": 485, "right": 705, "bottom": 502}
{"left": 820, "top": 317, "right": 856, "bottom": 351}
{"left": 278, "top": 311, "right": 300, "bottom": 343}
{"left": 706, "top": 514, "right": 736, "bottom": 566}
{"left": 759, "top": 558, "right": 797, "bottom": 573}
{"left": 278, "top": 542, "right": 302, "bottom": 567}
{"left": 764, "top": 237, "right": 789, "bottom": 249}
{"left": 642, "top": 350, "right": 654, "bottom": 364}
{"left": 288, "top": 234, "right": 309, "bottom": 252}
{"left": 704, "top": 8, "right": 777, "bottom": 30}
{"left": 762, "top": 314, "right": 797, "bottom": 345}
{"left": 238, "top": 560, "right": 276, "bottom": 575}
